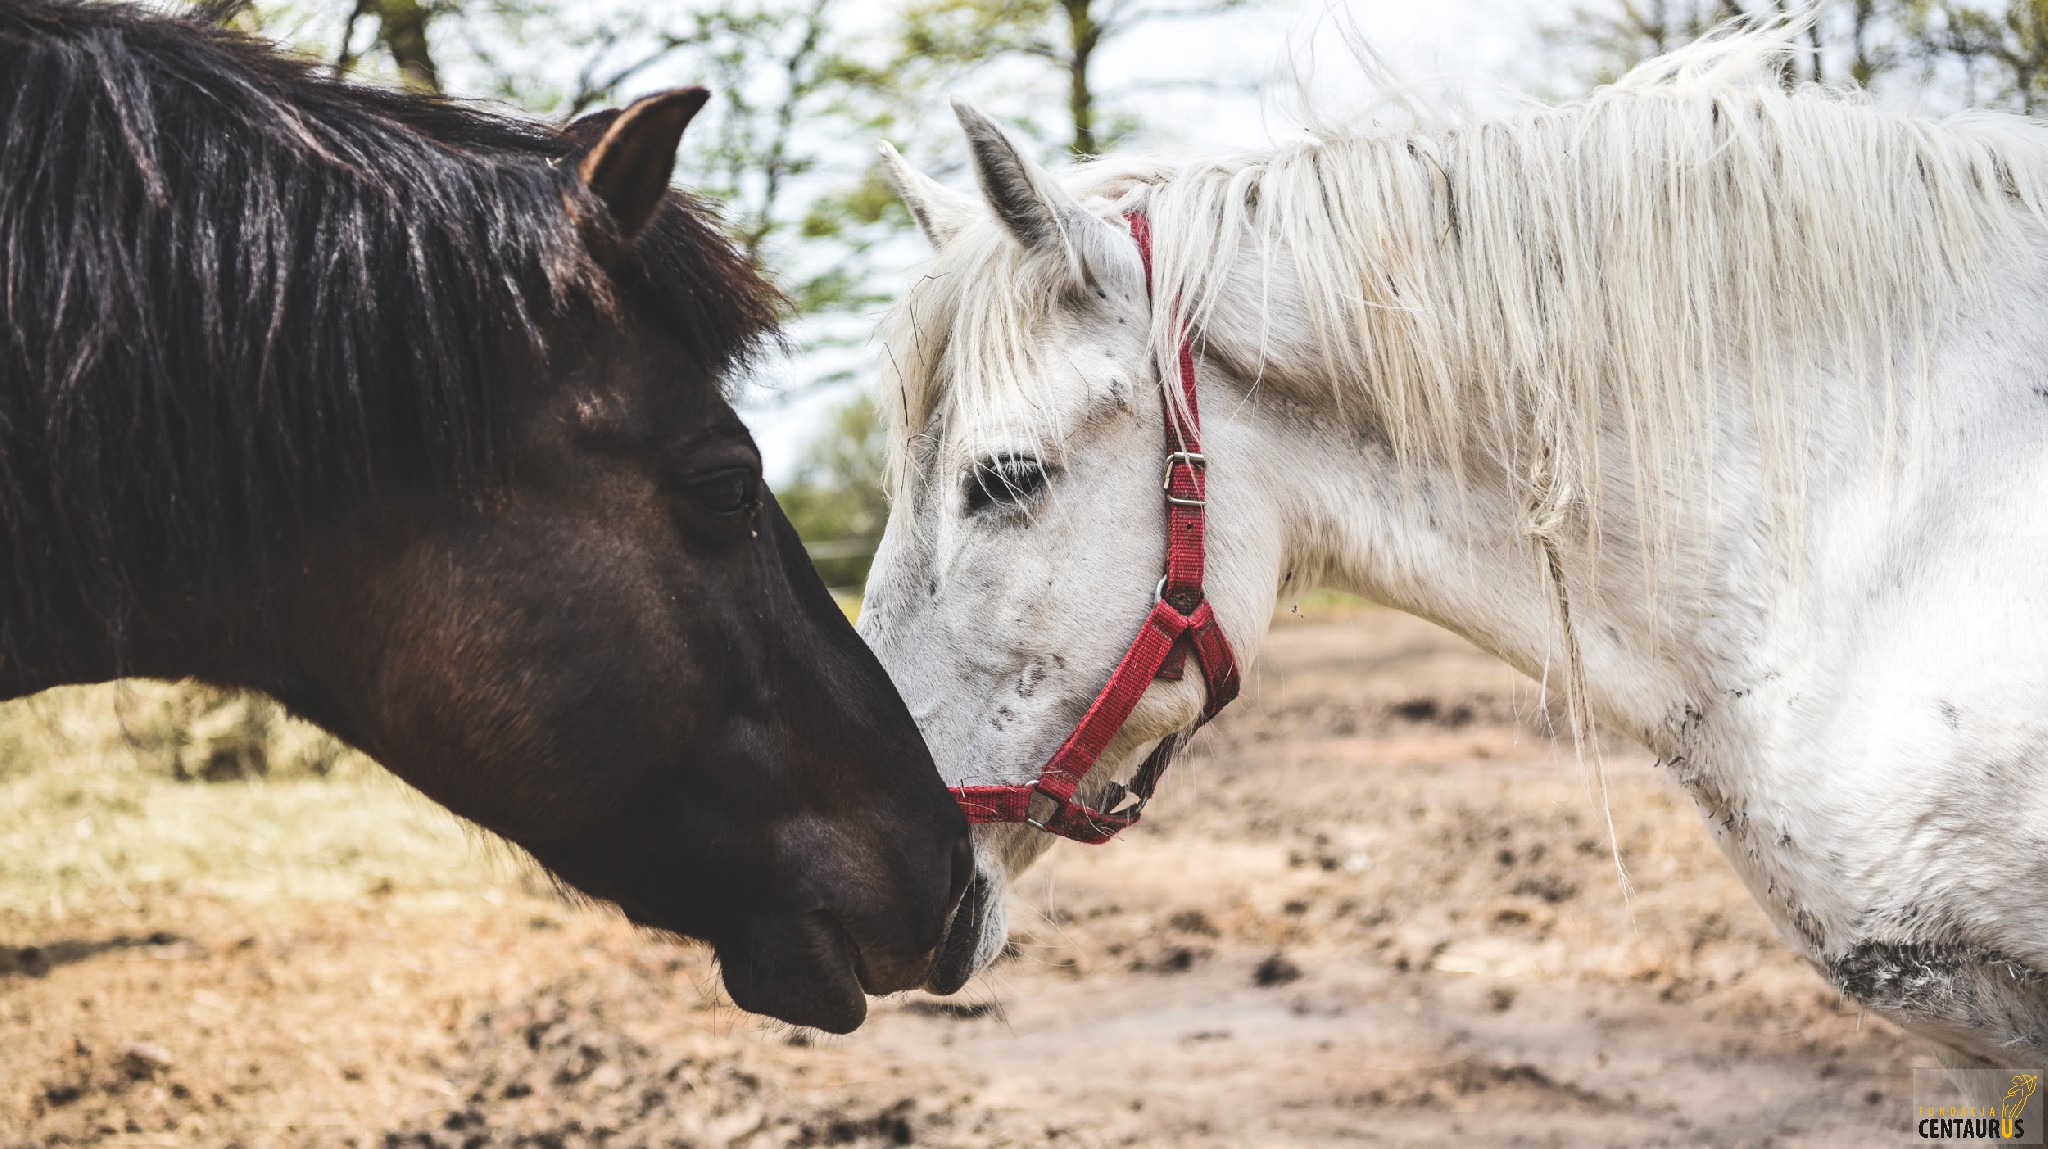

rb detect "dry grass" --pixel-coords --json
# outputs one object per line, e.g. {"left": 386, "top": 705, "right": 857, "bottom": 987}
{"left": 0, "top": 683, "right": 534, "bottom": 926}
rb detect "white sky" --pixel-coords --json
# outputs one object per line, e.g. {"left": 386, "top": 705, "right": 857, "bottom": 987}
{"left": 736, "top": 0, "right": 1580, "bottom": 480}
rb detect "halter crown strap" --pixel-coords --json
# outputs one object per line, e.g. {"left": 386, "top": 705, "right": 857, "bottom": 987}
{"left": 947, "top": 210, "right": 1242, "bottom": 845}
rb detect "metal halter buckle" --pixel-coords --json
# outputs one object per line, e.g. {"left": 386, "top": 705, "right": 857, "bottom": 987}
{"left": 1162, "top": 451, "right": 1207, "bottom": 507}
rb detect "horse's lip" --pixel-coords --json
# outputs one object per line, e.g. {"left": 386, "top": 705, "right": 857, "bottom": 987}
{"left": 716, "top": 909, "right": 868, "bottom": 1033}
{"left": 923, "top": 870, "right": 991, "bottom": 995}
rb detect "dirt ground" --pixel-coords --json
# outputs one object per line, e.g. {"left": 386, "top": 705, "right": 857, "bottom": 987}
{"left": 0, "top": 604, "right": 1935, "bottom": 1147}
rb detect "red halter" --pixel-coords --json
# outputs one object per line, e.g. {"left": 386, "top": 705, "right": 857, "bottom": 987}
{"left": 947, "top": 211, "right": 1242, "bottom": 844}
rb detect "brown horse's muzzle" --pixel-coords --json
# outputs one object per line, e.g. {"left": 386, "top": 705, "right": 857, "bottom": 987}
{"left": 717, "top": 832, "right": 970, "bottom": 1033}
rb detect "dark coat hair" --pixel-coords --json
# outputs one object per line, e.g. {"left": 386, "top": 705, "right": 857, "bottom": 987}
{"left": 0, "top": 0, "right": 778, "bottom": 651}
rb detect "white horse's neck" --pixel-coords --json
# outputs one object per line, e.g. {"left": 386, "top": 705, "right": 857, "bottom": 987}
{"left": 1192, "top": 240, "right": 1757, "bottom": 757}
{"left": 1187, "top": 200, "right": 2048, "bottom": 1063}
{"left": 871, "top": 50, "right": 2048, "bottom": 1069}
{"left": 1124, "top": 79, "right": 2048, "bottom": 778}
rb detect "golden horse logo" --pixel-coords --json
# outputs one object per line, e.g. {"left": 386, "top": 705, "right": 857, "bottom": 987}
{"left": 2002, "top": 1074, "right": 2040, "bottom": 1140}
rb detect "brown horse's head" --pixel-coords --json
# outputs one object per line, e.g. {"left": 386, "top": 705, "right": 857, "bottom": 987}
{"left": 284, "top": 95, "right": 970, "bottom": 1032}
{"left": 0, "top": 2, "right": 963, "bottom": 1032}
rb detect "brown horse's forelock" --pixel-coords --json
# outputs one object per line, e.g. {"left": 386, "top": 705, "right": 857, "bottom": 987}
{"left": 0, "top": 0, "right": 779, "bottom": 661}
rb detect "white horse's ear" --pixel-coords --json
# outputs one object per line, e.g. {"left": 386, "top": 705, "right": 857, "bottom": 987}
{"left": 878, "top": 141, "right": 976, "bottom": 251}
{"left": 951, "top": 98, "right": 1116, "bottom": 284}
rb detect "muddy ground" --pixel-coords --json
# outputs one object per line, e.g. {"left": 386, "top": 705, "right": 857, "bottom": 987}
{"left": 1, "top": 605, "right": 1933, "bottom": 1147}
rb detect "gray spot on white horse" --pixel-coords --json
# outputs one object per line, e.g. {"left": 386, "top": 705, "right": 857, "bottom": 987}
{"left": 1828, "top": 941, "right": 2048, "bottom": 1063}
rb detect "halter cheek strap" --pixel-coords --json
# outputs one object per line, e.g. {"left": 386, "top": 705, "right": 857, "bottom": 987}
{"left": 947, "top": 210, "right": 1242, "bottom": 845}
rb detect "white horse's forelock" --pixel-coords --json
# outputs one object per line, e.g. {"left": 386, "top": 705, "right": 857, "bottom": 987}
{"left": 881, "top": 24, "right": 2048, "bottom": 568}
{"left": 879, "top": 154, "right": 1173, "bottom": 502}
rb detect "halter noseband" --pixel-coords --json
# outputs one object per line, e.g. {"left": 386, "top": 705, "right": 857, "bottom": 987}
{"left": 947, "top": 211, "right": 1242, "bottom": 845}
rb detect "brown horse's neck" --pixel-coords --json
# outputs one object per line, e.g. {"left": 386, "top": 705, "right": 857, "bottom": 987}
{"left": 0, "top": 548, "right": 310, "bottom": 713}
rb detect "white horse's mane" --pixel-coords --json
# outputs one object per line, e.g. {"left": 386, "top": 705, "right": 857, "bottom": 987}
{"left": 881, "top": 26, "right": 2048, "bottom": 559}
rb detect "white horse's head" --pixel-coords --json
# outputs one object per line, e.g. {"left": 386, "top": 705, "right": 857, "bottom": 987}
{"left": 861, "top": 103, "right": 1290, "bottom": 991}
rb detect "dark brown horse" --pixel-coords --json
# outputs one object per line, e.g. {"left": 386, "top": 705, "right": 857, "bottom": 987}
{"left": 0, "top": 0, "right": 966, "bottom": 1033}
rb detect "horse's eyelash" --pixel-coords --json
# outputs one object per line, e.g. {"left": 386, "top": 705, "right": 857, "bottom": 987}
{"left": 963, "top": 455, "right": 1051, "bottom": 514}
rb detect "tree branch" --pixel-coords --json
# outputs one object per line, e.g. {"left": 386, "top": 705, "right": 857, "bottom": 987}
{"left": 334, "top": 0, "right": 370, "bottom": 78}
{"left": 564, "top": 36, "right": 699, "bottom": 116}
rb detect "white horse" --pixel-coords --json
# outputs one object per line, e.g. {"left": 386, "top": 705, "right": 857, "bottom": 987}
{"left": 859, "top": 29, "right": 2048, "bottom": 1068}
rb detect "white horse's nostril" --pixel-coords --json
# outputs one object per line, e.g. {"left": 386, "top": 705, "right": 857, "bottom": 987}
{"left": 925, "top": 870, "right": 996, "bottom": 995}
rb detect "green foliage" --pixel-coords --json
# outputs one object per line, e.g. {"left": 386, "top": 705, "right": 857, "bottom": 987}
{"left": 777, "top": 394, "right": 889, "bottom": 589}
{"left": 899, "top": 0, "right": 1058, "bottom": 64}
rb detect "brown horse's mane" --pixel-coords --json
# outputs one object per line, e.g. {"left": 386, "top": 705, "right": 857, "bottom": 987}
{"left": 0, "top": 0, "right": 778, "bottom": 656}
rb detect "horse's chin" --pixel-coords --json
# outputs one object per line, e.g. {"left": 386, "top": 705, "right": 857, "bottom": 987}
{"left": 716, "top": 910, "right": 869, "bottom": 1034}
{"left": 924, "top": 869, "right": 1004, "bottom": 994}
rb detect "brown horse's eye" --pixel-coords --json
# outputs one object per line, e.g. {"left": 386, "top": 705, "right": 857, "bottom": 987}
{"left": 679, "top": 467, "right": 758, "bottom": 520}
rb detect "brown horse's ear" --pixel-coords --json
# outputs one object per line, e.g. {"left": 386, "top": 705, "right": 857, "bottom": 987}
{"left": 573, "top": 88, "right": 709, "bottom": 245}
{"left": 561, "top": 107, "right": 623, "bottom": 151}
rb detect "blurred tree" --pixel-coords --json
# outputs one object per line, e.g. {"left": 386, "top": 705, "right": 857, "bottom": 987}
{"left": 775, "top": 394, "right": 889, "bottom": 589}
{"left": 1545, "top": 0, "right": 1731, "bottom": 77}
{"left": 462, "top": 0, "right": 915, "bottom": 318}
{"left": 1904, "top": 0, "right": 2048, "bottom": 112}
{"left": 891, "top": 0, "right": 1253, "bottom": 155}
{"left": 1542, "top": 1, "right": 1898, "bottom": 86}
{"left": 1545, "top": 0, "right": 2045, "bottom": 113}
{"left": 1845, "top": 0, "right": 1897, "bottom": 81}
{"left": 334, "top": 0, "right": 445, "bottom": 92}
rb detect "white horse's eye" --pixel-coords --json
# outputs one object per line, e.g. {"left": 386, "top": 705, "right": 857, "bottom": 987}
{"left": 964, "top": 455, "right": 1050, "bottom": 515}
